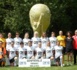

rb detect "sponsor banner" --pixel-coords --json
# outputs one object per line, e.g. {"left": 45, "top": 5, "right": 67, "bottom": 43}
{"left": 19, "top": 59, "right": 51, "bottom": 67}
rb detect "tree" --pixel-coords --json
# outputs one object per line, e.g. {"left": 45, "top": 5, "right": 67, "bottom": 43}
{"left": 0, "top": 0, "right": 77, "bottom": 37}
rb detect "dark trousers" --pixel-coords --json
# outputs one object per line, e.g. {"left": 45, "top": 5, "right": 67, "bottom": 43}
{"left": 0, "top": 58, "right": 5, "bottom": 66}
{"left": 73, "top": 49, "right": 77, "bottom": 64}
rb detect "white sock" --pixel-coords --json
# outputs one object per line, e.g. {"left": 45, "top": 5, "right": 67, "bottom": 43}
{"left": 14, "top": 59, "right": 17, "bottom": 66}
{"left": 14, "top": 60, "right": 16, "bottom": 66}
{"left": 6, "top": 57, "right": 10, "bottom": 66}
{"left": 60, "top": 56, "right": 62, "bottom": 66}
{"left": 50, "top": 60, "right": 53, "bottom": 66}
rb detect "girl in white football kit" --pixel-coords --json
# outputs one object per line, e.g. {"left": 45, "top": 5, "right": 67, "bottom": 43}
{"left": 31, "top": 31, "right": 40, "bottom": 50}
{"left": 6, "top": 33, "right": 13, "bottom": 66}
{"left": 14, "top": 32, "right": 22, "bottom": 51}
{"left": 18, "top": 42, "right": 26, "bottom": 59}
{"left": 27, "top": 41, "right": 34, "bottom": 59}
{"left": 41, "top": 32, "right": 49, "bottom": 51}
{"left": 49, "top": 32, "right": 57, "bottom": 50}
{"left": 6, "top": 33, "right": 13, "bottom": 51}
{"left": 23, "top": 32, "right": 30, "bottom": 50}
{"left": 35, "top": 41, "right": 44, "bottom": 59}
{"left": 54, "top": 41, "right": 63, "bottom": 67}
{"left": 45, "top": 41, "right": 54, "bottom": 60}
{"left": 8, "top": 41, "right": 16, "bottom": 66}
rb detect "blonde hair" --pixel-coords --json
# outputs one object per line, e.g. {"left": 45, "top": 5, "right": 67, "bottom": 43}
{"left": 34, "top": 31, "right": 39, "bottom": 36}
{"left": 75, "top": 29, "right": 77, "bottom": 33}
{"left": 24, "top": 32, "right": 29, "bottom": 38}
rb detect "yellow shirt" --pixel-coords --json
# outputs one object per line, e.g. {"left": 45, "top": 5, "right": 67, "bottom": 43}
{"left": 57, "top": 35, "right": 66, "bottom": 47}
{"left": 0, "top": 38, "right": 6, "bottom": 48}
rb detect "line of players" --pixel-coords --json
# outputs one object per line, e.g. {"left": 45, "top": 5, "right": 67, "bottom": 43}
{"left": 6, "top": 32, "right": 63, "bottom": 66}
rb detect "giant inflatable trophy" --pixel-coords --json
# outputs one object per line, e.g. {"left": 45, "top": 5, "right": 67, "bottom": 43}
{"left": 29, "top": 4, "right": 51, "bottom": 36}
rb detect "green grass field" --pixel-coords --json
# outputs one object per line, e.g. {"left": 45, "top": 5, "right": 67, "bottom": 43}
{"left": 0, "top": 65, "right": 77, "bottom": 70}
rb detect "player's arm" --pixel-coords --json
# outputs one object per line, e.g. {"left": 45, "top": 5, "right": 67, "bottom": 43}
{"left": 31, "top": 56, "right": 34, "bottom": 59}
{"left": 7, "top": 50, "right": 10, "bottom": 58}
{"left": 25, "top": 50, "right": 27, "bottom": 59}
{"left": 14, "top": 51, "right": 18, "bottom": 60}
{"left": 16, "top": 51, "right": 18, "bottom": 57}
{"left": 53, "top": 50, "right": 55, "bottom": 58}
{"left": 3, "top": 48, "right": 6, "bottom": 57}
{"left": 34, "top": 50, "right": 37, "bottom": 58}
{"left": 33, "top": 50, "right": 36, "bottom": 56}
{"left": 31, "top": 50, "right": 34, "bottom": 59}
{"left": 64, "top": 36, "right": 66, "bottom": 45}
{"left": 50, "top": 50, "right": 54, "bottom": 60}
{"left": 52, "top": 47, "right": 55, "bottom": 58}
{"left": 25, "top": 50, "right": 27, "bottom": 55}
{"left": 6, "top": 51, "right": 9, "bottom": 58}
{"left": 43, "top": 50, "right": 46, "bottom": 58}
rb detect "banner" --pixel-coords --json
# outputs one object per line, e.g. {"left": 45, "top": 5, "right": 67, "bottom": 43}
{"left": 19, "top": 59, "right": 51, "bottom": 67}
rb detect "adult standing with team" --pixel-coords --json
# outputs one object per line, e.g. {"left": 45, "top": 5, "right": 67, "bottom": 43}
{"left": 0, "top": 33, "right": 6, "bottom": 66}
{"left": 57, "top": 31, "right": 66, "bottom": 66}
{"left": 73, "top": 30, "right": 77, "bottom": 65}
{"left": 65, "top": 31, "right": 73, "bottom": 65}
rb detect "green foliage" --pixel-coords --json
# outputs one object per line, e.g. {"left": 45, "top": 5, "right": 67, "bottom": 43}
{"left": 0, "top": 0, "right": 77, "bottom": 37}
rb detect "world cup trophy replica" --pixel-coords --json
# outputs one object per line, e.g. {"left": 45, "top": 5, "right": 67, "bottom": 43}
{"left": 29, "top": 4, "right": 51, "bottom": 36}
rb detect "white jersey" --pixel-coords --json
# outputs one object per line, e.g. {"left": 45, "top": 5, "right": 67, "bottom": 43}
{"left": 35, "top": 47, "right": 43, "bottom": 59}
{"left": 31, "top": 37, "right": 40, "bottom": 50}
{"left": 27, "top": 46, "right": 33, "bottom": 59}
{"left": 6, "top": 38, "right": 13, "bottom": 51}
{"left": 23, "top": 38, "right": 30, "bottom": 50}
{"left": 41, "top": 37, "right": 49, "bottom": 50}
{"left": 8, "top": 47, "right": 16, "bottom": 59}
{"left": 49, "top": 37, "right": 57, "bottom": 49}
{"left": 45, "top": 47, "right": 53, "bottom": 58}
{"left": 14, "top": 37, "right": 22, "bottom": 51}
{"left": 18, "top": 47, "right": 25, "bottom": 59}
{"left": 54, "top": 45, "right": 63, "bottom": 58}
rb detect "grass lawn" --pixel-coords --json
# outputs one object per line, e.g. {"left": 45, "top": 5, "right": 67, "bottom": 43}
{"left": 0, "top": 65, "right": 77, "bottom": 70}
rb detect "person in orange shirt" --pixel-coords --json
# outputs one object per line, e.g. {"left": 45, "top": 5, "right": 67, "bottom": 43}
{"left": 0, "top": 33, "right": 6, "bottom": 48}
{"left": 0, "top": 33, "right": 6, "bottom": 66}
{"left": 57, "top": 30, "right": 66, "bottom": 66}
{"left": 0, "top": 41, "right": 6, "bottom": 67}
